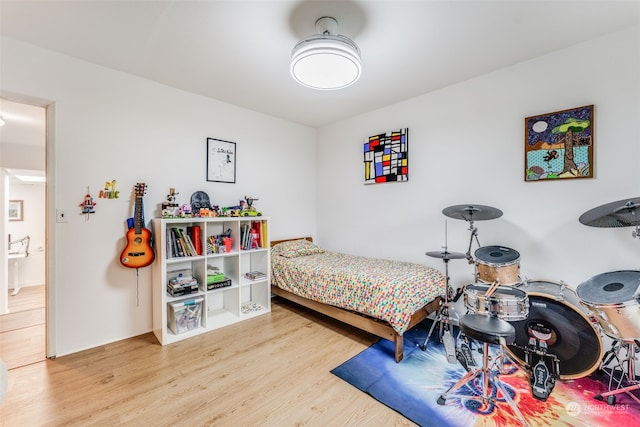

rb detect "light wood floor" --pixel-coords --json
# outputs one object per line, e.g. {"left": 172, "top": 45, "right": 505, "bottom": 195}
{"left": 1, "top": 298, "right": 416, "bottom": 426}
{"left": 0, "top": 285, "right": 46, "bottom": 370}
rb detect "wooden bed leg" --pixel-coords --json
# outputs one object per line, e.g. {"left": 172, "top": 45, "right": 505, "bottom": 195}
{"left": 395, "top": 335, "right": 404, "bottom": 363}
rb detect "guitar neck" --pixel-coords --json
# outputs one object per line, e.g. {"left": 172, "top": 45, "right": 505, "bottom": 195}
{"left": 134, "top": 196, "right": 144, "bottom": 234}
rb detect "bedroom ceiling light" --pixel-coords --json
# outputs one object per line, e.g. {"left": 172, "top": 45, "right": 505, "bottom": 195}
{"left": 290, "top": 16, "right": 361, "bottom": 90}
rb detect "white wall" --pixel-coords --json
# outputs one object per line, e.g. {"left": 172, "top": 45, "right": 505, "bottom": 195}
{"left": 317, "top": 26, "right": 640, "bottom": 294}
{"left": 1, "top": 37, "right": 317, "bottom": 356}
{"left": 7, "top": 182, "right": 46, "bottom": 288}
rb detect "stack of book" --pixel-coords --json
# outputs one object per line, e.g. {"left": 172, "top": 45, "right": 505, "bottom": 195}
{"left": 167, "top": 273, "right": 199, "bottom": 297}
{"left": 244, "top": 271, "right": 266, "bottom": 281}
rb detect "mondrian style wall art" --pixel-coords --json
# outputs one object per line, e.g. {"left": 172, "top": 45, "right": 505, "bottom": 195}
{"left": 363, "top": 128, "right": 409, "bottom": 184}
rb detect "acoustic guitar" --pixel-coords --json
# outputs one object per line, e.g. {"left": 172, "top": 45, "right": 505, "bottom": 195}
{"left": 120, "top": 183, "right": 155, "bottom": 268}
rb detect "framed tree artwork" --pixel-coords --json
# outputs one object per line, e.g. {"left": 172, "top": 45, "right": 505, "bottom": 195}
{"left": 525, "top": 105, "right": 594, "bottom": 181}
{"left": 207, "top": 138, "right": 236, "bottom": 183}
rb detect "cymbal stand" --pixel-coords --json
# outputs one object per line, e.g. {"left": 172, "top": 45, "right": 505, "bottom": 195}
{"left": 420, "top": 221, "right": 458, "bottom": 362}
{"left": 465, "top": 219, "right": 481, "bottom": 264}
{"left": 420, "top": 255, "right": 456, "bottom": 356}
{"left": 596, "top": 339, "right": 640, "bottom": 405}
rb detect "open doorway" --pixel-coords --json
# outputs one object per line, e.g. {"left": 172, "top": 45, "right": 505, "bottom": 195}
{"left": 0, "top": 99, "right": 47, "bottom": 369}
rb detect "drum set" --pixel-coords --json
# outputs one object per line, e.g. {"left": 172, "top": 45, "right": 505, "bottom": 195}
{"left": 425, "top": 199, "right": 640, "bottom": 407}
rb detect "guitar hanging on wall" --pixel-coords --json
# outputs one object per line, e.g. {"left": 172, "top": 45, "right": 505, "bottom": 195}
{"left": 120, "top": 183, "right": 155, "bottom": 268}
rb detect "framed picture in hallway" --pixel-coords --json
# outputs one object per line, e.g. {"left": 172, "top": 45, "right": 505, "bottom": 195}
{"left": 8, "top": 200, "right": 23, "bottom": 221}
{"left": 525, "top": 105, "right": 594, "bottom": 182}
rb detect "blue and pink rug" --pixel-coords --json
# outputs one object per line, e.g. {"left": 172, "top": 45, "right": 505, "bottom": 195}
{"left": 331, "top": 320, "right": 639, "bottom": 426}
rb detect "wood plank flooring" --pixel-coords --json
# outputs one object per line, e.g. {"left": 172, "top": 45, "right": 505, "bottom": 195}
{"left": 0, "top": 298, "right": 416, "bottom": 426}
{"left": 0, "top": 285, "right": 46, "bottom": 370}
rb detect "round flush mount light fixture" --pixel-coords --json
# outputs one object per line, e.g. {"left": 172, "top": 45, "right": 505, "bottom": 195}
{"left": 290, "top": 16, "right": 362, "bottom": 90}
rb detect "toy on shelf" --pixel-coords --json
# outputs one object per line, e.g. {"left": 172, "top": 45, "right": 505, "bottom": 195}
{"left": 198, "top": 206, "right": 220, "bottom": 217}
{"left": 241, "top": 195, "right": 262, "bottom": 217}
{"left": 80, "top": 187, "right": 97, "bottom": 220}
{"left": 179, "top": 204, "right": 192, "bottom": 217}
{"left": 99, "top": 180, "right": 119, "bottom": 199}
{"left": 190, "top": 191, "right": 213, "bottom": 217}
{"left": 161, "top": 188, "right": 180, "bottom": 217}
{"left": 221, "top": 196, "right": 262, "bottom": 217}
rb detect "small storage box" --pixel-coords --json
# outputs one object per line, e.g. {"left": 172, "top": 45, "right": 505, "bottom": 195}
{"left": 167, "top": 297, "right": 203, "bottom": 334}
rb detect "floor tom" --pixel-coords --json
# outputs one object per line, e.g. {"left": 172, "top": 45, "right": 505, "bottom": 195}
{"left": 577, "top": 270, "right": 640, "bottom": 341}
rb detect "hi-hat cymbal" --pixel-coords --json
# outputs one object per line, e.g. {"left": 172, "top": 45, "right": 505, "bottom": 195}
{"left": 426, "top": 250, "right": 467, "bottom": 260}
{"left": 442, "top": 204, "right": 503, "bottom": 221}
{"left": 579, "top": 197, "right": 640, "bottom": 228}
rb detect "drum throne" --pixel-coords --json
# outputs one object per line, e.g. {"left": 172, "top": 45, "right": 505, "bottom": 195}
{"left": 437, "top": 313, "right": 529, "bottom": 427}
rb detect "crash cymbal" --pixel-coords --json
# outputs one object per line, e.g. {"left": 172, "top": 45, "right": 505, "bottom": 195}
{"left": 426, "top": 250, "right": 467, "bottom": 260}
{"left": 579, "top": 197, "right": 640, "bottom": 228}
{"left": 442, "top": 204, "right": 503, "bottom": 221}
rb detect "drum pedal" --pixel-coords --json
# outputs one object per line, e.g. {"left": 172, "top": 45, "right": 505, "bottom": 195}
{"left": 525, "top": 337, "right": 559, "bottom": 401}
{"left": 531, "top": 359, "right": 555, "bottom": 401}
{"left": 456, "top": 341, "right": 477, "bottom": 370}
{"left": 442, "top": 330, "right": 457, "bottom": 364}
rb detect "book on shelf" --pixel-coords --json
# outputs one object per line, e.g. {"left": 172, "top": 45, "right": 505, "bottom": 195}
{"left": 168, "top": 227, "right": 198, "bottom": 257}
{"left": 240, "top": 221, "right": 265, "bottom": 250}
{"left": 187, "top": 226, "right": 202, "bottom": 255}
{"left": 244, "top": 271, "right": 266, "bottom": 280}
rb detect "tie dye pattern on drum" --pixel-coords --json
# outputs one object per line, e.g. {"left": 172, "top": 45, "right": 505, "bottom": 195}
{"left": 271, "top": 251, "right": 446, "bottom": 335}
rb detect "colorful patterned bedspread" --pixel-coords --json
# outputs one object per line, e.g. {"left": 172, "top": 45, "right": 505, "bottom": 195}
{"left": 271, "top": 251, "right": 446, "bottom": 335}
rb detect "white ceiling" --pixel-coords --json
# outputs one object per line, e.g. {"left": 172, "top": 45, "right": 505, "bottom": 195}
{"left": 1, "top": 0, "right": 639, "bottom": 131}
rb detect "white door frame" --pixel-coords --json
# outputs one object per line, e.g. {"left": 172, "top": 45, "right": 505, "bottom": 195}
{"left": 0, "top": 92, "right": 56, "bottom": 358}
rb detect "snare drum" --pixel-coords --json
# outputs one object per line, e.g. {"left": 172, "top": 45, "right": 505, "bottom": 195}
{"left": 474, "top": 246, "right": 521, "bottom": 285}
{"left": 463, "top": 282, "right": 529, "bottom": 321}
{"left": 577, "top": 270, "right": 640, "bottom": 341}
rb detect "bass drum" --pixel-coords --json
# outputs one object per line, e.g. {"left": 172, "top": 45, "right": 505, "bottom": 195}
{"left": 507, "top": 280, "right": 603, "bottom": 379}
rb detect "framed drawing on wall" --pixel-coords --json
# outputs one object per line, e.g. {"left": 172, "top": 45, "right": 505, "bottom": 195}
{"left": 8, "top": 200, "right": 23, "bottom": 221}
{"left": 207, "top": 138, "right": 236, "bottom": 183}
{"left": 525, "top": 104, "right": 594, "bottom": 182}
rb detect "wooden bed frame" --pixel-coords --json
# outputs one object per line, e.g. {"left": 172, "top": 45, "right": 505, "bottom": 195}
{"left": 270, "top": 237, "right": 442, "bottom": 362}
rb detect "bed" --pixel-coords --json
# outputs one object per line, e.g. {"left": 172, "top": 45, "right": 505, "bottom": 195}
{"left": 270, "top": 238, "right": 446, "bottom": 362}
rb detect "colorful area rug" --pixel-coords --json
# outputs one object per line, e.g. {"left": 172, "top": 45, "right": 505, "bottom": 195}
{"left": 331, "top": 320, "right": 639, "bottom": 426}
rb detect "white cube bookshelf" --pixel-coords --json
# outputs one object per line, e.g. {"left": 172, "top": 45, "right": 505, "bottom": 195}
{"left": 151, "top": 216, "right": 270, "bottom": 345}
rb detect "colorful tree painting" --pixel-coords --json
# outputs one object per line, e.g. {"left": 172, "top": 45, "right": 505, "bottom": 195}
{"left": 525, "top": 105, "right": 593, "bottom": 181}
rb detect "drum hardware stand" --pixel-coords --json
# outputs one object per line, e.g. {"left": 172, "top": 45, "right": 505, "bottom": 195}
{"left": 420, "top": 253, "right": 459, "bottom": 361}
{"left": 421, "top": 221, "right": 465, "bottom": 362}
{"left": 465, "top": 219, "right": 481, "bottom": 264}
{"left": 596, "top": 339, "right": 640, "bottom": 405}
{"left": 437, "top": 315, "right": 530, "bottom": 427}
